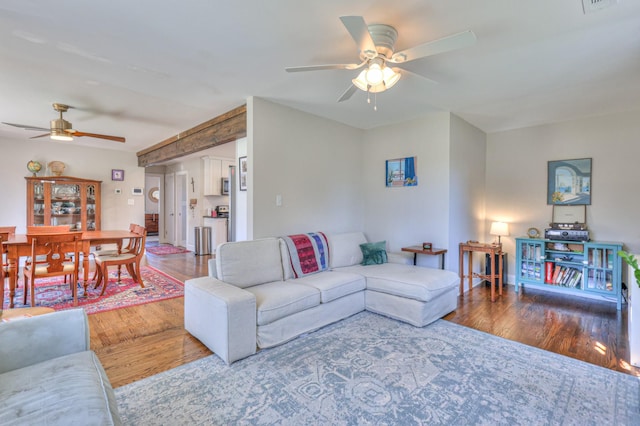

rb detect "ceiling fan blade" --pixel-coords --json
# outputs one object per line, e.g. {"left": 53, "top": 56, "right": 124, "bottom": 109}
{"left": 395, "top": 67, "right": 438, "bottom": 85}
{"left": 29, "top": 133, "right": 51, "bottom": 139}
{"left": 67, "top": 130, "right": 125, "bottom": 143}
{"left": 286, "top": 62, "right": 364, "bottom": 73}
{"left": 337, "top": 85, "right": 358, "bottom": 103}
{"left": 390, "top": 30, "right": 477, "bottom": 63}
{"left": 2, "top": 122, "right": 50, "bottom": 131}
{"left": 339, "top": 16, "right": 377, "bottom": 59}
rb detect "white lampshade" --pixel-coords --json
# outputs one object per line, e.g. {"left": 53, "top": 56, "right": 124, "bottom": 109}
{"left": 490, "top": 221, "right": 509, "bottom": 245}
{"left": 490, "top": 221, "right": 510, "bottom": 237}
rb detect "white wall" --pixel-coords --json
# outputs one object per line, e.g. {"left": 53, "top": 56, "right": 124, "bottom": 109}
{"left": 361, "top": 112, "right": 453, "bottom": 269}
{"left": 486, "top": 109, "right": 640, "bottom": 284}
{"left": 449, "top": 114, "right": 487, "bottom": 273}
{"left": 0, "top": 137, "right": 144, "bottom": 233}
{"left": 235, "top": 137, "right": 248, "bottom": 241}
{"left": 144, "top": 175, "right": 162, "bottom": 214}
{"left": 250, "top": 97, "right": 364, "bottom": 238}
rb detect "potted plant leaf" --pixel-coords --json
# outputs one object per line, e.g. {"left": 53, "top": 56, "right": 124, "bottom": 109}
{"left": 618, "top": 250, "right": 640, "bottom": 288}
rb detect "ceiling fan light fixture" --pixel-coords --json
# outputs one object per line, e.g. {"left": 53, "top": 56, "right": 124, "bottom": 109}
{"left": 50, "top": 129, "right": 73, "bottom": 141}
{"left": 365, "top": 59, "right": 384, "bottom": 85}
{"left": 382, "top": 66, "right": 401, "bottom": 89}
{"left": 353, "top": 65, "right": 400, "bottom": 94}
{"left": 352, "top": 69, "right": 369, "bottom": 91}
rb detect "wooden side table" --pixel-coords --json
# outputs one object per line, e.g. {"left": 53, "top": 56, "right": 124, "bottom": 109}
{"left": 459, "top": 242, "right": 503, "bottom": 302}
{"left": 401, "top": 246, "right": 447, "bottom": 269}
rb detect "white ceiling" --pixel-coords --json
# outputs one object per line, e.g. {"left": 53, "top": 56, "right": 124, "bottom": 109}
{"left": 1, "top": 0, "right": 639, "bottom": 154}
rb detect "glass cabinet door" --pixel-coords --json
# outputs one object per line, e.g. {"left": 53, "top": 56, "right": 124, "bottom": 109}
{"left": 51, "top": 182, "right": 82, "bottom": 230}
{"left": 584, "top": 245, "right": 619, "bottom": 294}
{"left": 86, "top": 183, "right": 97, "bottom": 230}
{"left": 32, "top": 181, "right": 45, "bottom": 226}
{"left": 518, "top": 239, "right": 545, "bottom": 283}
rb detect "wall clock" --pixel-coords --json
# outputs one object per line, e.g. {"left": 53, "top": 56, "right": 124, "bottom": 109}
{"left": 527, "top": 227, "right": 540, "bottom": 238}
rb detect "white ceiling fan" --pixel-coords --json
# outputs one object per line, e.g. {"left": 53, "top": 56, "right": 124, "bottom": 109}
{"left": 286, "top": 16, "right": 476, "bottom": 109}
{"left": 2, "top": 103, "right": 126, "bottom": 143}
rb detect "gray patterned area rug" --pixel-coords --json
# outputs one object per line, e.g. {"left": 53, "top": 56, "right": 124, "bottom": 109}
{"left": 115, "top": 312, "right": 639, "bottom": 425}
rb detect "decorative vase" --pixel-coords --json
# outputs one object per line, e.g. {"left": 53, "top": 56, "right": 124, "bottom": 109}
{"left": 48, "top": 161, "right": 65, "bottom": 176}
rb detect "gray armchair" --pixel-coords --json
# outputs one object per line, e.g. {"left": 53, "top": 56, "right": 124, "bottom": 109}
{"left": 0, "top": 309, "right": 122, "bottom": 425}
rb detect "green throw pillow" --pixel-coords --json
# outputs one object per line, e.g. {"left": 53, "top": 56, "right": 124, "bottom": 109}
{"left": 360, "top": 241, "right": 388, "bottom": 265}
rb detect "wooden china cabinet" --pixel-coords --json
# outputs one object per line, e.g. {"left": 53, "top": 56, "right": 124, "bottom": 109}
{"left": 26, "top": 176, "right": 101, "bottom": 231}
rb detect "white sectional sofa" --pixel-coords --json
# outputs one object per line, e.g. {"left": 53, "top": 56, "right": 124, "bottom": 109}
{"left": 185, "top": 232, "right": 458, "bottom": 364}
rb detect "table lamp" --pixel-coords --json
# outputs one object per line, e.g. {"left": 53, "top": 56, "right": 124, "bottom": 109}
{"left": 490, "top": 221, "right": 510, "bottom": 245}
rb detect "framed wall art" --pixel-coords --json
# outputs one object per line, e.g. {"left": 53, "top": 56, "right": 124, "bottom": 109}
{"left": 111, "top": 169, "right": 124, "bottom": 181}
{"left": 547, "top": 158, "right": 591, "bottom": 205}
{"left": 386, "top": 156, "right": 417, "bottom": 187}
{"left": 239, "top": 156, "right": 247, "bottom": 191}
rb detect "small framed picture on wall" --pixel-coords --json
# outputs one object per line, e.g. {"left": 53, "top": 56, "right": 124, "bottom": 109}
{"left": 239, "top": 156, "right": 247, "bottom": 191}
{"left": 111, "top": 169, "right": 125, "bottom": 181}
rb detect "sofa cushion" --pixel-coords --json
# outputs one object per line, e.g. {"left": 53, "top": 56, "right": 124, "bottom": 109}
{"left": 328, "top": 232, "right": 368, "bottom": 268}
{"left": 360, "top": 241, "right": 388, "bottom": 265}
{"left": 0, "top": 350, "right": 121, "bottom": 425}
{"left": 216, "top": 238, "right": 284, "bottom": 288}
{"left": 282, "top": 232, "right": 329, "bottom": 278}
{"left": 245, "top": 281, "right": 321, "bottom": 326}
{"left": 336, "top": 263, "right": 459, "bottom": 302}
{"left": 289, "top": 271, "right": 366, "bottom": 303}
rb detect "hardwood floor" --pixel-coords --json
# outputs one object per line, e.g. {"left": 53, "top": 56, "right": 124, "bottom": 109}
{"left": 89, "top": 252, "right": 640, "bottom": 389}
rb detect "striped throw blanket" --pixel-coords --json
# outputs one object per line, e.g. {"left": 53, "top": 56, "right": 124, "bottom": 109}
{"left": 282, "top": 232, "right": 330, "bottom": 278}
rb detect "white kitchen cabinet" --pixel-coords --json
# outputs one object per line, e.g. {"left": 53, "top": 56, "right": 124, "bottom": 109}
{"left": 204, "top": 217, "right": 228, "bottom": 251}
{"left": 202, "top": 156, "right": 234, "bottom": 196}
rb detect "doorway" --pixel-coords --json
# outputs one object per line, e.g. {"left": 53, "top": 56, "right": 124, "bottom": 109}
{"left": 164, "top": 173, "right": 175, "bottom": 244}
{"left": 176, "top": 171, "right": 188, "bottom": 247}
{"left": 163, "top": 172, "right": 188, "bottom": 247}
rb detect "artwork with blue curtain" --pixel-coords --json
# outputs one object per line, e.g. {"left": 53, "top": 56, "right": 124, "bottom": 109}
{"left": 386, "top": 156, "right": 417, "bottom": 187}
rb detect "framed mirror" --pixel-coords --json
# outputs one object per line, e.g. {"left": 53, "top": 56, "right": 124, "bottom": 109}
{"left": 148, "top": 187, "right": 160, "bottom": 203}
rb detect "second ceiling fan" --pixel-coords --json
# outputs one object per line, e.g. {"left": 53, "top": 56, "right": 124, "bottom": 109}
{"left": 3, "top": 103, "right": 126, "bottom": 143}
{"left": 286, "top": 16, "right": 476, "bottom": 108}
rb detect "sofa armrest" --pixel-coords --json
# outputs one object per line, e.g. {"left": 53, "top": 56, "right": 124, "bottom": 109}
{"left": 388, "top": 251, "right": 413, "bottom": 265}
{"left": 184, "top": 277, "right": 257, "bottom": 365}
{"left": 0, "top": 309, "right": 89, "bottom": 374}
{"left": 208, "top": 258, "right": 218, "bottom": 278}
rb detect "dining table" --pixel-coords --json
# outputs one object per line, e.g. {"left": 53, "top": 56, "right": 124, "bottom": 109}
{"left": 3, "top": 229, "right": 141, "bottom": 308}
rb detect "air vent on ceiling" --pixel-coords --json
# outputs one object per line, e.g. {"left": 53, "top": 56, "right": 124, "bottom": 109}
{"left": 582, "top": 0, "right": 618, "bottom": 14}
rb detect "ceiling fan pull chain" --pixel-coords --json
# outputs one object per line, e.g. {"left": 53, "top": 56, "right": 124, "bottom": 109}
{"left": 374, "top": 92, "right": 377, "bottom": 111}
{"left": 367, "top": 86, "right": 371, "bottom": 104}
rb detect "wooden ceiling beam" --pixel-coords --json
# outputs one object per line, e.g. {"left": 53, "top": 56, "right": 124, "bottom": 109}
{"left": 136, "top": 104, "right": 246, "bottom": 167}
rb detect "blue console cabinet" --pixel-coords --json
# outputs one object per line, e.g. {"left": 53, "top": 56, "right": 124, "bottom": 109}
{"left": 515, "top": 238, "right": 623, "bottom": 310}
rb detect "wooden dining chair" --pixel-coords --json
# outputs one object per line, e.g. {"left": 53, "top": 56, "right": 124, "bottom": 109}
{"left": 94, "top": 226, "right": 147, "bottom": 296}
{"left": 23, "top": 232, "right": 82, "bottom": 307}
{"left": 0, "top": 226, "right": 16, "bottom": 309}
{"left": 90, "top": 223, "right": 137, "bottom": 280}
{"left": 26, "top": 225, "right": 76, "bottom": 280}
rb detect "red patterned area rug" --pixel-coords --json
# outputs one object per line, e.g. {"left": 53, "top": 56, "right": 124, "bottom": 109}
{"left": 3, "top": 265, "right": 184, "bottom": 314}
{"left": 146, "top": 244, "right": 191, "bottom": 255}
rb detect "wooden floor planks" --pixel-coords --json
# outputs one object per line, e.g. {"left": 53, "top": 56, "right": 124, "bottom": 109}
{"left": 88, "top": 252, "right": 639, "bottom": 388}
